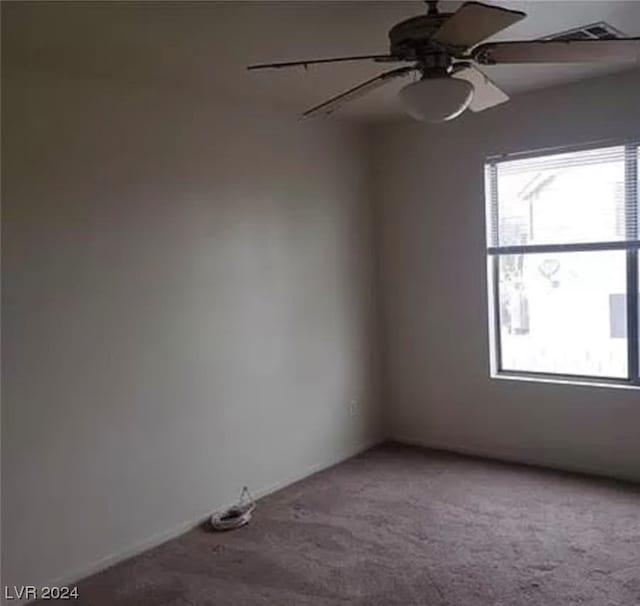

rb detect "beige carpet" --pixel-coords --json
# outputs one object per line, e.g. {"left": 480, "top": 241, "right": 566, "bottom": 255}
{"left": 40, "top": 443, "right": 640, "bottom": 605}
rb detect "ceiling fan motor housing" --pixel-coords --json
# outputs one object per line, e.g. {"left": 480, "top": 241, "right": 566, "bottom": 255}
{"left": 389, "top": 14, "right": 453, "bottom": 64}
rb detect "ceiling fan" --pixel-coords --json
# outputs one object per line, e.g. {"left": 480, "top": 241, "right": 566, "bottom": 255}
{"left": 247, "top": 0, "right": 640, "bottom": 122}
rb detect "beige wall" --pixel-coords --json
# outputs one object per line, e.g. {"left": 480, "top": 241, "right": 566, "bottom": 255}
{"left": 1, "top": 68, "right": 383, "bottom": 590}
{"left": 374, "top": 69, "right": 640, "bottom": 483}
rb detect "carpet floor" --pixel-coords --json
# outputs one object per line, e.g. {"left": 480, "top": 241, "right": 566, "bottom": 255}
{"left": 48, "top": 444, "right": 640, "bottom": 605}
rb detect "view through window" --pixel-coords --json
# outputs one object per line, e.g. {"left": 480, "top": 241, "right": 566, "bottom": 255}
{"left": 485, "top": 142, "right": 639, "bottom": 386}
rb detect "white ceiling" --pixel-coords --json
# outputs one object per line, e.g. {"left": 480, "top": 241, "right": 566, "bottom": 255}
{"left": 5, "top": 1, "right": 640, "bottom": 121}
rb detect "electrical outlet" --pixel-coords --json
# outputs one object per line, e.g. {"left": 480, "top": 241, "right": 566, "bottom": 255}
{"left": 349, "top": 400, "right": 360, "bottom": 417}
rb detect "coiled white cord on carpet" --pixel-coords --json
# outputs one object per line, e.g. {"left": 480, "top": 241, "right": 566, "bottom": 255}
{"left": 210, "top": 486, "right": 256, "bottom": 531}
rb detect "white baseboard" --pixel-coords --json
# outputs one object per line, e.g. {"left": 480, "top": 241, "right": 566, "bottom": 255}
{"left": 14, "top": 438, "right": 381, "bottom": 606}
{"left": 392, "top": 435, "right": 639, "bottom": 484}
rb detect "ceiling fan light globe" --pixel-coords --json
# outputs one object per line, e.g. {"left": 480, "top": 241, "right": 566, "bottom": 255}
{"left": 399, "top": 77, "right": 474, "bottom": 122}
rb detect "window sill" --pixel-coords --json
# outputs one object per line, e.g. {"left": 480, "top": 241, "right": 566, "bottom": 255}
{"left": 492, "top": 371, "right": 640, "bottom": 391}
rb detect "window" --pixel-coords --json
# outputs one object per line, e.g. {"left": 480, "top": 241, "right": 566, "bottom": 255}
{"left": 485, "top": 141, "right": 639, "bottom": 387}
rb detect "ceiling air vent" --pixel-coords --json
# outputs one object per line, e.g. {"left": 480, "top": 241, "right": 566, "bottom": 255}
{"left": 543, "top": 22, "right": 625, "bottom": 42}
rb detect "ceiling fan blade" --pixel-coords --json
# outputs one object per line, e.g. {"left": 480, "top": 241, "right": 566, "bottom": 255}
{"left": 472, "top": 38, "right": 640, "bottom": 65}
{"left": 433, "top": 1, "right": 526, "bottom": 50}
{"left": 247, "top": 54, "right": 399, "bottom": 71}
{"left": 302, "top": 66, "right": 417, "bottom": 118}
{"left": 452, "top": 64, "right": 508, "bottom": 112}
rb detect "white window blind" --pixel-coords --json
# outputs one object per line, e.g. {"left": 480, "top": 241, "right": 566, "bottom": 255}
{"left": 487, "top": 144, "right": 638, "bottom": 250}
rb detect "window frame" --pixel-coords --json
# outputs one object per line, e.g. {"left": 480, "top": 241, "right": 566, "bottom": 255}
{"left": 485, "top": 138, "right": 640, "bottom": 388}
